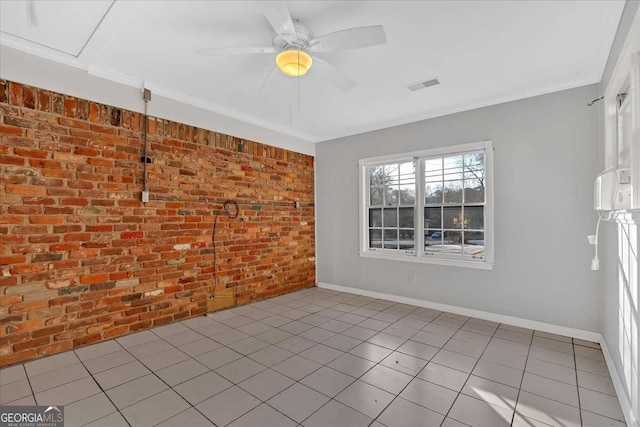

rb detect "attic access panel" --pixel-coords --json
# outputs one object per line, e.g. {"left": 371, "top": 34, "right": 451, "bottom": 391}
{"left": 0, "top": 0, "right": 114, "bottom": 56}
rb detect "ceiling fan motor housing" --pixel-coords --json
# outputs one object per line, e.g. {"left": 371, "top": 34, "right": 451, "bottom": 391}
{"left": 272, "top": 22, "right": 314, "bottom": 52}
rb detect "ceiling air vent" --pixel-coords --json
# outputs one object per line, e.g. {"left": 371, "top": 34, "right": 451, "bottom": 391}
{"left": 406, "top": 78, "right": 440, "bottom": 92}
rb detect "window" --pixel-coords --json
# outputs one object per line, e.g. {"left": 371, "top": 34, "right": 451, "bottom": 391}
{"left": 359, "top": 141, "right": 494, "bottom": 269}
{"left": 604, "top": 51, "right": 639, "bottom": 216}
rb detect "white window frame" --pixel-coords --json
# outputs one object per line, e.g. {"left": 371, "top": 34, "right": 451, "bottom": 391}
{"left": 359, "top": 140, "right": 494, "bottom": 270}
{"left": 602, "top": 3, "right": 640, "bottom": 223}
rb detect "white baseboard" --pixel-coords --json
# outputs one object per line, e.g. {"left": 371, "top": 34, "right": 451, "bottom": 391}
{"left": 600, "top": 339, "right": 639, "bottom": 427}
{"left": 317, "top": 282, "right": 637, "bottom": 427}
{"left": 317, "top": 282, "right": 601, "bottom": 342}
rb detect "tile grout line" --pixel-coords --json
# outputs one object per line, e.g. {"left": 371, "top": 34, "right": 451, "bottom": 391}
{"left": 372, "top": 313, "right": 473, "bottom": 426}
{"left": 202, "top": 293, "right": 367, "bottom": 426}
{"left": 73, "top": 350, "right": 133, "bottom": 427}
{"left": 436, "top": 316, "right": 501, "bottom": 427}
{"left": 508, "top": 330, "right": 534, "bottom": 426}
{"left": 231, "top": 294, "right": 420, "bottom": 425}
{"left": 21, "top": 363, "right": 37, "bottom": 406}
{"left": 572, "top": 340, "right": 583, "bottom": 426}
{"left": 114, "top": 332, "right": 212, "bottom": 427}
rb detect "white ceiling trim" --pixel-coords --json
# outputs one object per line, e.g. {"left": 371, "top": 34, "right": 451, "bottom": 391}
{"left": 1, "top": 18, "right": 317, "bottom": 143}
{"left": 320, "top": 75, "right": 601, "bottom": 142}
{"left": 0, "top": 46, "right": 315, "bottom": 155}
{"left": 0, "top": 31, "right": 608, "bottom": 143}
{"left": 85, "top": 64, "right": 318, "bottom": 142}
{"left": 0, "top": 32, "right": 86, "bottom": 71}
{"left": 1, "top": 31, "right": 318, "bottom": 143}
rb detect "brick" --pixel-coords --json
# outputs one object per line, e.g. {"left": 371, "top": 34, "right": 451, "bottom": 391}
{"left": 38, "top": 89, "right": 50, "bottom": 111}
{"left": 38, "top": 340, "right": 73, "bottom": 356}
{"left": 0, "top": 124, "right": 23, "bottom": 136}
{"left": 6, "top": 185, "right": 46, "bottom": 195}
{"left": 29, "top": 216, "right": 64, "bottom": 224}
{"left": 0, "top": 332, "right": 30, "bottom": 346}
{"left": 121, "top": 231, "right": 143, "bottom": 239}
{"left": 80, "top": 273, "right": 109, "bottom": 285}
{"left": 103, "top": 326, "right": 129, "bottom": 339}
{"left": 14, "top": 148, "right": 48, "bottom": 158}
{"left": 33, "top": 253, "right": 63, "bottom": 262}
{"left": 9, "top": 300, "right": 48, "bottom": 313}
{"left": 51, "top": 243, "right": 81, "bottom": 251}
{"left": 10, "top": 264, "right": 45, "bottom": 274}
{"left": 0, "top": 350, "right": 37, "bottom": 367}
{"left": 59, "top": 117, "right": 90, "bottom": 130}
{"left": 22, "top": 86, "right": 36, "bottom": 109}
{"left": 115, "top": 278, "right": 139, "bottom": 288}
{"left": 14, "top": 336, "right": 50, "bottom": 352}
{"left": 32, "top": 324, "right": 65, "bottom": 338}
{"left": 71, "top": 333, "right": 101, "bottom": 348}
{"left": 0, "top": 295, "right": 22, "bottom": 306}
{"left": 0, "top": 256, "right": 27, "bottom": 265}
{"left": 61, "top": 198, "right": 89, "bottom": 206}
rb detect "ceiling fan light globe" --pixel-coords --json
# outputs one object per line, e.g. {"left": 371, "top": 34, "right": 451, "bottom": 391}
{"left": 276, "top": 50, "right": 312, "bottom": 77}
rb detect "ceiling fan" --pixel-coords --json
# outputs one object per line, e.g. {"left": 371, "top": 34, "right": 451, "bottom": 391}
{"left": 197, "top": 1, "right": 387, "bottom": 91}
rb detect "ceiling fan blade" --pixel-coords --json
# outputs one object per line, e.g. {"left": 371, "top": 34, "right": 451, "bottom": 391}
{"left": 309, "top": 25, "right": 386, "bottom": 52}
{"left": 197, "top": 47, "right": 276, "bottom": 55}
{"left": 264, "top": 1, "right": 296, "bottom": 43}
{"left": 312, "top": 57, "right": 356, "bottom": 91}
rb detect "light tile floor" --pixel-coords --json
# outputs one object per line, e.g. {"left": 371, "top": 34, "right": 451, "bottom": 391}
{"left": 0, "top": 287, "right": 626, "bottom": 427}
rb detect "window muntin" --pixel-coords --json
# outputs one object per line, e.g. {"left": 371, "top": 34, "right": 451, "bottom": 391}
{"left": 367, "top": 161, "right": 416, "bottom": 253}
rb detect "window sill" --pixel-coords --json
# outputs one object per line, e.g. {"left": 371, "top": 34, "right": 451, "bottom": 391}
{"left": 359, "top": 251, "right": 494, "bottom": 270}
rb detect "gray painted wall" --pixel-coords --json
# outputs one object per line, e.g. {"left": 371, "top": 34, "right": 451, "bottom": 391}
{"left": 599, "top": 1, "right": 639, "bottom": 423}
{"left": 316, "top": 84, "right": 601, "bottom": 332}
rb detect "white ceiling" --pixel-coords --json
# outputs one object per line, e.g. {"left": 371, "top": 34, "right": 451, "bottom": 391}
{"left": 0, "top": 1, "right": 625, "bottom": 143}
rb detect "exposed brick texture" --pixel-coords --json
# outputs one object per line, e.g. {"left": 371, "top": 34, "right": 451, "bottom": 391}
{"left": 0, "top": 80, "right": 315, "bottom": 366}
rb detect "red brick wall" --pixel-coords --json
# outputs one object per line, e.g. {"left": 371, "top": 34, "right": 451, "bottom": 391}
{"left": 0, "top": 79, "right": 316, "bottom": 366}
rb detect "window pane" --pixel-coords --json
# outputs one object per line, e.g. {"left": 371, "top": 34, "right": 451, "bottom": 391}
{"left": 383, "top": 229, "right": 398, "bottom": 249}
{"left": 464, "top": 231, "right": 484, "bottom": 256}
{"left": 463, "top": 153, "right": 484, "bottom": 180}
{"left": 424, "top": 207, "right": 442, "bottom": 229}
{"left": 370, "top": 166, "right": 385, "bottom": 186}
{"left": 370, "top": 186, "right": 383, "bottom": 205}
{"left": 399, "top": 162, "right": 415, "bottom": 184}
{"left": 443, "top": 231, "right": 463, "bottom": 254}
{"left": 384, "top": 164, "right": 399, "bottom": 183}
{"left": 464, "top": 206, "right": 484, "bottom": 229}
{"left": 424, "top": 158, "right": 442, "bottom": 183}
{"left": 443, "top": 207, "right": 463, "bottom": 228}
{"left": 443, "top": 155, "right": 463, "bottom": 180}
{"left": 425, "top": 182, "right": 443, "bottom": 205}
{"left": 369, "top": 229, "right": 382, "bottom": 248}
{"left": 384, "top": 186, "right": 398, "bottom": 205}
{"left": 425, "top": 230, "right": 442, "bottom": 251}
{"left": 464, "top": 179, "right": 485, "bottom": 203}
{"left": 443, "top": 180, "right": 463, "bottom": 204}
{"left": 399, "top": 207, "right": 414, "bottom": 228}
{"left": 369, "top": 209, "right": 382, "bottom": 227}
{"left": 383, "top": 208, "right": 398, "bottom": 227}
{"left": 399, "top": 184, "right": 415, "bottom": 205}
{"left": 399, "top": 230, "right": 414, "bottom": 250}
